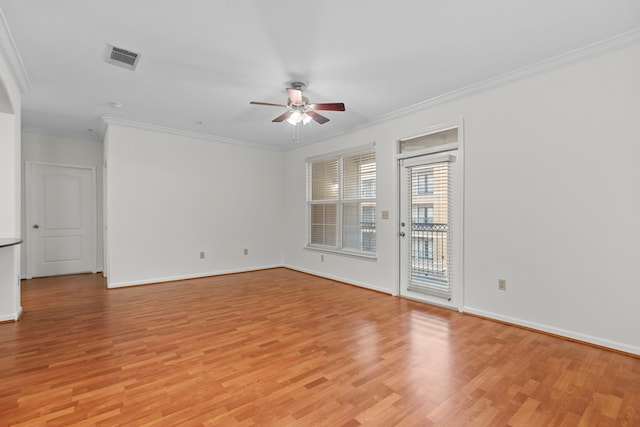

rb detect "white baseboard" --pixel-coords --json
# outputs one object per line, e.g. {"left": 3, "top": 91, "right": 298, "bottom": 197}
{"left": 283, "top": 264, "right": 393, "bottom": 295}
{"left": 103, "top": 266, "right": 638, "bottom": 356}
{"left": 463, "top": 306, "right": 639, "bottom": 356}
{"left": 0, "top": 306, "right": 22, "bottom": 322}
{"left": 108, "top": 264, "right": 392, "bottom": 294}
{"left": 106, "top": 264, "right": 283, "bottom": 289}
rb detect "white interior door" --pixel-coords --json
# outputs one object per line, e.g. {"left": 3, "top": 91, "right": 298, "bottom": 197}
{"left": 26, "top": 163, "right": 96, "bottom": 278}
{"left": 399, "top": 150, "right": 461, "bottom": 308}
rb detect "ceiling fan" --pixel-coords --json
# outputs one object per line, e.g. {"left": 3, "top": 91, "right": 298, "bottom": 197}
{"left": 250, "top": 82, "right": 345, "bottom": 126}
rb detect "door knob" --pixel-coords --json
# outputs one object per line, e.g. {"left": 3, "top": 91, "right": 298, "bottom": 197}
{"left": 33, "top": 224, "right": 40, "bottom": 229}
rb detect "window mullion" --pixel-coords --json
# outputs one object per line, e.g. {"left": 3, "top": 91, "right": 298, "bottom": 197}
{"left": 307, "top": 147, "right": 376, "bottom": 256}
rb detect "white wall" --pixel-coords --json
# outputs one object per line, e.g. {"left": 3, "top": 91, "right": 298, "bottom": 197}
{"left": 20, "top": 132, "right": 104, "bottom": 276}
{"left": 283, "top": 42, "right": 640, "bottom": 354}
{"left": 104, "top": 124, "right": 285, "bottom": 287}
{"left": 460, "top": 45, "right": 640, "bottom": 354}
{"left": 0, "top": 49, "right": 20, "bottom": 237}
{"left": 0, "top": 45, "right": 22, "bottom": 321}
{"left": 283, "top": 128, "right": 401, "bottom": 294}
{"left": 0, "top": 112, "right": 19, "bottom": 235}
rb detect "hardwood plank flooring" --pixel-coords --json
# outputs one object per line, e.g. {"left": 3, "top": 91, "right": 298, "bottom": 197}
{"left": 0, "top": 268, "right": 638, "bottom": 426}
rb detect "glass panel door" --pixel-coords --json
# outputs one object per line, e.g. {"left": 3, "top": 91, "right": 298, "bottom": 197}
{"left": 399, "top": 151, "right": 458, "bottom": 304}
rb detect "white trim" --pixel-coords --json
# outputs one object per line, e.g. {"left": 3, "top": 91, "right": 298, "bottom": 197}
{"left": 395, "top": 120, "right": 462, "bottom": 160}
{"left": 305, "top": 142, "right": 376, "bottom": 163}
{"left": 22, "top": 126, "right": 101, "bottom": 143}
{"left": 0, "top": 8, "right": 31, "bottom": 93}
{"left": 400, "top": 293, "right": 459, "bottom": 311}
{"left": 8, "top": 28, "right": 637, "bottom": 152}
{"left": 305, "top": 146, "right": 377, "bottom": 257}
{"left": 106, "top": 264, "right": 282, "bottom": 289}
{"left": 464, "top": 306, "right": 639, "bottom": 356}
{"left": 24, "top": 160, "right": 98, "bottom": 171}
{"left": 0, "top": 305, "right": 21, "bottom": 322}
{"left": 398, "top": 123, "right": 460, "bottom": 143}
{"left": 456, "top": 121, "right": 465, "bottom": 310}
{"left": 397, "top": 121, "right": 464, "bottom": 311}
{"left": 397, "top": 143, "right": 459, "bottom": 161}
{"left": 372, "top": 29, "right": 640, "bottom": 125}
{"left": 292, "top": 29, "right": 640, "bottom": 151}
{"left": 24, "top": 161, "right": 98, "bottom": 279}
{"left": 284, "top": 264, "right": 392, "bottom": 295}
{"left": 101, "top": 117, "right": 285, "bottom": 152}
{"left": 304, "top": 245, "right": 377, "bottom": 261}
{"left": 401, "top": 152, "right": 456, "bottom": 168}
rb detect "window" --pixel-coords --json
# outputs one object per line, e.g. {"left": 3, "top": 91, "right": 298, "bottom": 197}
{"left": 417, "top": 173, "right": 434, "bottom": 194}
{"left": 398, "top": 127, "right": 458, "bottom": 154}
{"left": 361, "top": 204, "right": 376, "bottom": 252}
{"left": 416, "top": 205, "right": 434, "bottom": 224}
{"left": 307, "top": 147, "right": 376, "bottom": 255}
{"left": 361, "top": 179, "right": 376, "bottom": 198}
{"left": 413, "top": 238, "right": 434, "bottom": 261}
{"left": 405, "top": 158, "right": 452, "bottom": 296}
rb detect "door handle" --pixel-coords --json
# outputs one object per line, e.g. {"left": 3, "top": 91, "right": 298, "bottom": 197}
{"left": 33, "top": 224, "right": 40, "bottom": 229}
{"left": 399, "top": 232, "right": 405, "bottom": 237}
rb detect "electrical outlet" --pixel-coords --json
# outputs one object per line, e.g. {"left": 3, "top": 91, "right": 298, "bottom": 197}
{"left": 498, "top": 279, "right": 507, "bottom": 291}
{"left": 243, "top": 248, "right": 248, "bottom": 256}
{"left": 381, "top": 210, "right": 389, "bottom": 220}
{"left": 321, "top": 254, "right": 324, "bottom": 262}
{"left": 199, "top": 251, "right": 205, "bottom": 259}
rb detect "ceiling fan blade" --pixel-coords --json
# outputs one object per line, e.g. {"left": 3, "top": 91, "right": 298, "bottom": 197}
{"left": 307, "top": 110, "right": 330, "bottom": 124}
{"left": 309, "top": 103, "right": 345, "bottom": 111}
{"left": 272, "top": 111, "right": 293, "bottom": 122}
{"left": 250, "top": 101, "right": 287, "bottom": 108}
{"left": 286, "top": 88, "right": 303, "bottom": 106}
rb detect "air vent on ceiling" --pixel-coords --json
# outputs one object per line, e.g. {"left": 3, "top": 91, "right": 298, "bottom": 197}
{"left": 106, "top": 45, "right": 140, "bottom": 70}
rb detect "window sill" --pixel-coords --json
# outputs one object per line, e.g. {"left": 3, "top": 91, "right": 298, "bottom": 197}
{"left": 304, "top": 246, "right": 377, "bottom": 261}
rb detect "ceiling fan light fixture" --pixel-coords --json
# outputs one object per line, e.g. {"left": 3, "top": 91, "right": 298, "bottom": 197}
{"left": 286, "top": 110, "right": 313, "bottom": 126}
{"left": 287, "top": 110, "right": 302, "bottom": 125}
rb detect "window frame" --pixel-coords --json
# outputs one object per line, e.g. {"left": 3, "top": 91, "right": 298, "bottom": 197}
{"left": 417, "top": 173, "right": 434, "bottom": 195}
{"left": 413, "top": 237, "right": 434, "bottom": 262}
{"left": 416, "top": 205, "right": 434, "bottom": 224}
{"left": 306, "top": 145, "right": 377, "bottom": 259}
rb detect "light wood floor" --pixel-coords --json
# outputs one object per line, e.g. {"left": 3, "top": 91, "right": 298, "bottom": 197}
{"left": 0, "top": 269, "right": 638, "bottom": 426}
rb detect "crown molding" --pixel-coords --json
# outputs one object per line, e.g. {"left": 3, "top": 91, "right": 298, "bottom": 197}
{"left": 100, "top": 117, "right": 286, "bottom": 152}
{"left": 295, "top": 27, "right": 640, "bottom": 151}
{"left": 22, "top": 126, "right": 102, "bottom": 143}
{"left": 14, "top": 24, "right": 640, "bottom": 153}
{"left": 0, "top": 8, "right": 31, "bottom": 93}
{"left": 379, "top": 28, "right": 640, "bottom": 124}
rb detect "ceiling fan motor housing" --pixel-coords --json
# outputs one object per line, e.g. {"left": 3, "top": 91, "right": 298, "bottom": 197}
{"left": 287, "top": 97, "right": 310, "bottom": 109}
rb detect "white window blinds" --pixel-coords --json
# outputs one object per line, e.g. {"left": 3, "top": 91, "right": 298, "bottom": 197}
{"left": 406, "top": 158, "right": 452, "bottom": 299}
{"left": 307, "top": 148, "right": 376, "bottom": 255}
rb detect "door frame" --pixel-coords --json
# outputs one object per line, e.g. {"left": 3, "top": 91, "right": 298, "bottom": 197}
{"left": 25, "top": 161, "right": 98, "bottom": 279}
{"left": 395, "top": 120, "right": 465, "bottom": 311}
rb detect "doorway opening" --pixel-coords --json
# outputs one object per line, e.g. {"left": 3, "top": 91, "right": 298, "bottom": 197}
{"left": 398, "top": 125, "right": 463, "bottom": 309}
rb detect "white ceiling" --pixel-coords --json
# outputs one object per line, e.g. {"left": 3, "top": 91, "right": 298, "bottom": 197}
{"left": 1, "top": 1, "right": 639, "bottom": 150}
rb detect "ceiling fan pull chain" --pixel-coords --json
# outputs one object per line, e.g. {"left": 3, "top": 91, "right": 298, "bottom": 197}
{"left": 292, "top": 123, "right": 300, "bottom": 143}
